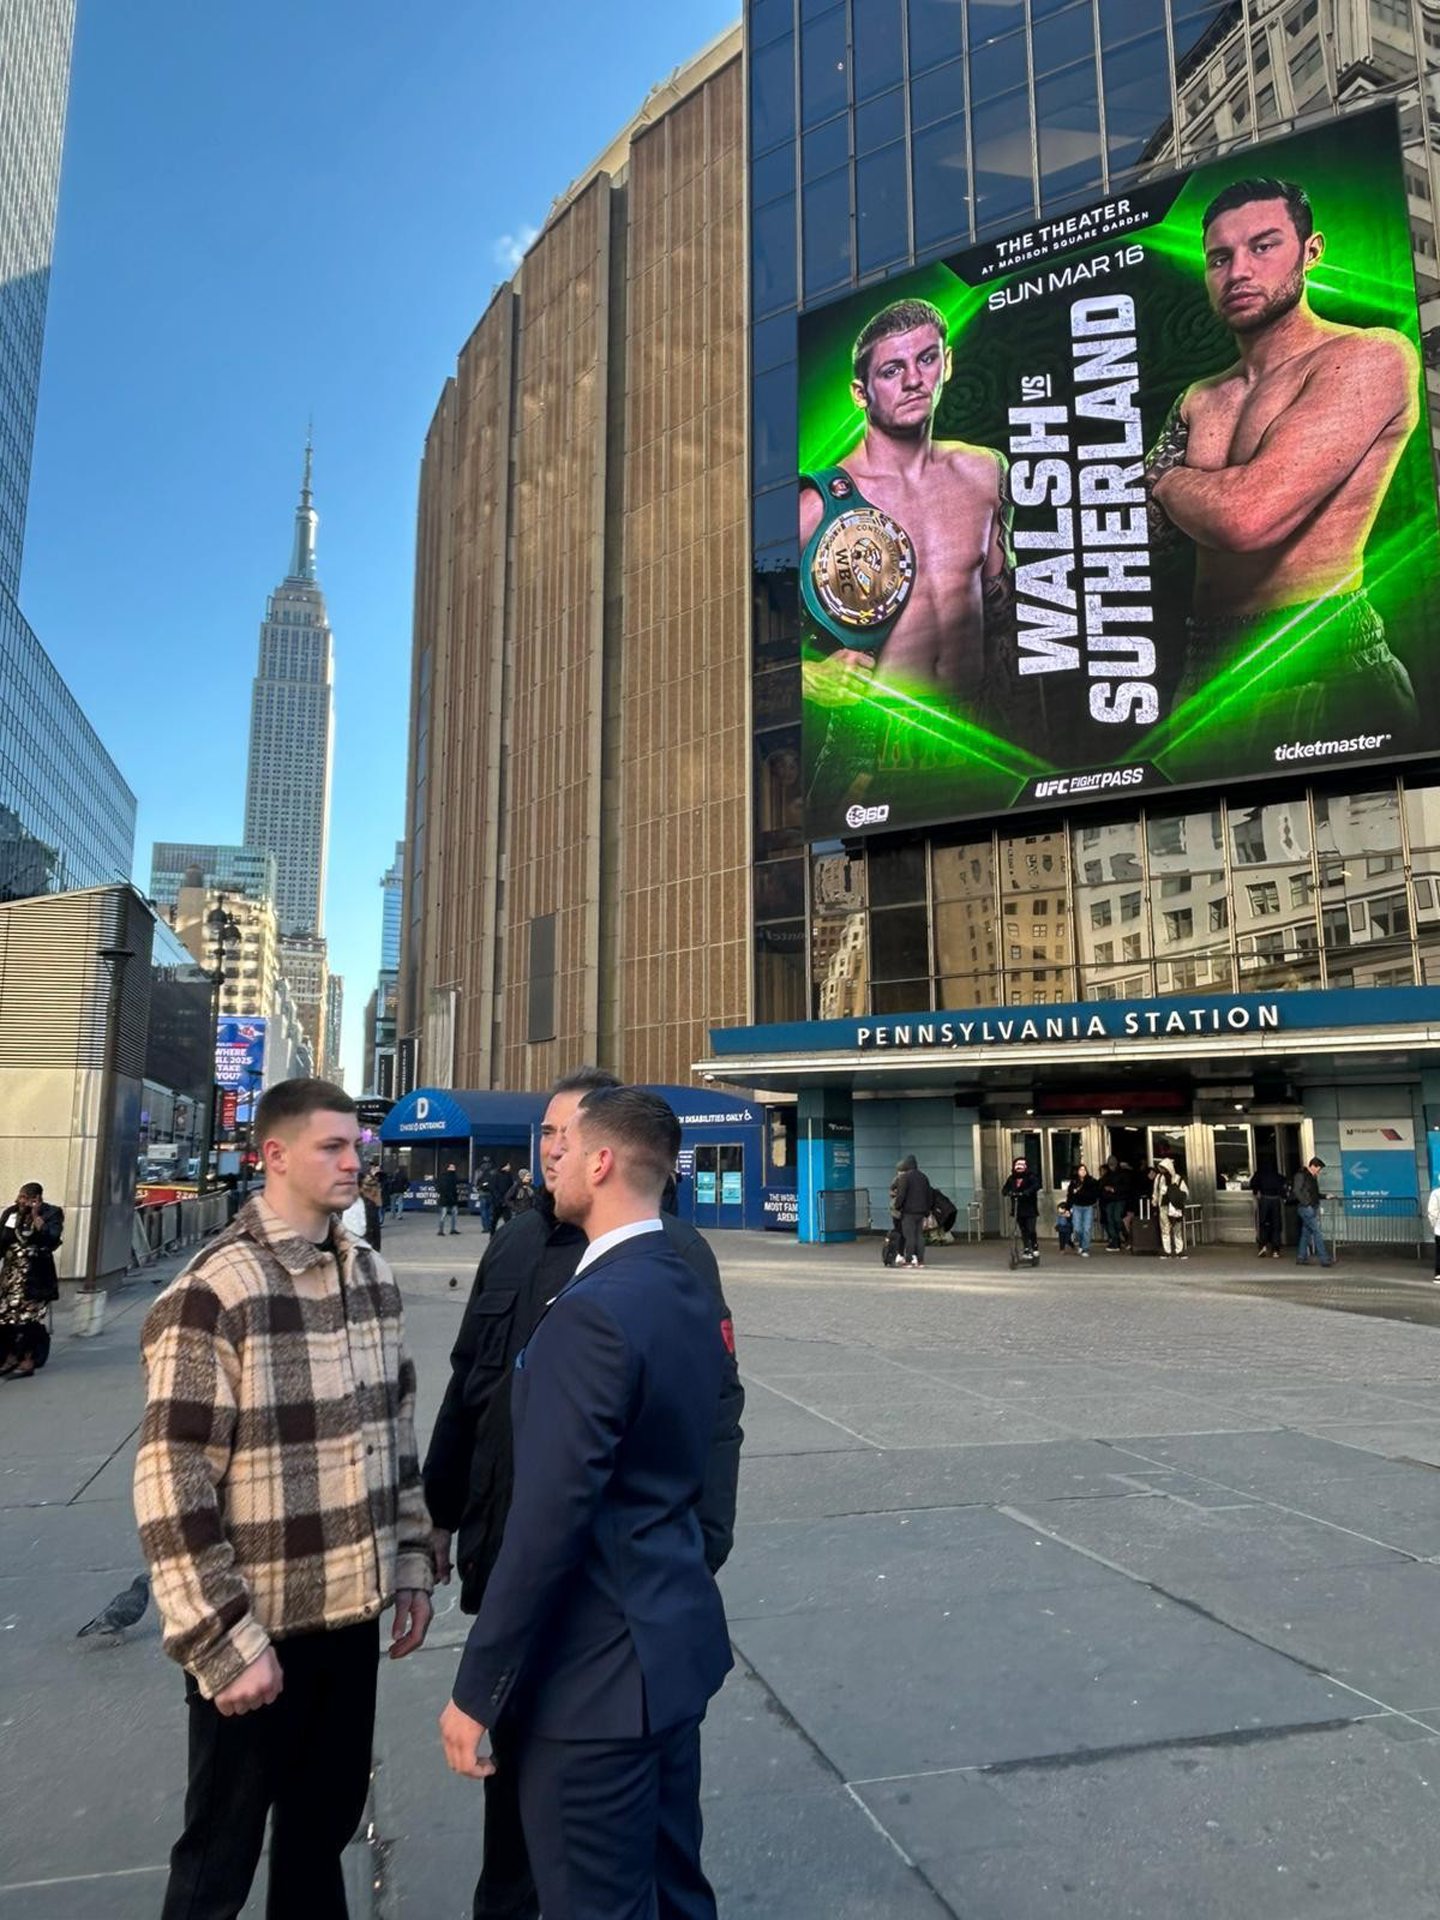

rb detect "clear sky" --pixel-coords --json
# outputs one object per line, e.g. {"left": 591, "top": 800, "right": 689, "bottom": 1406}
{"left": 21, "top": 0, "right": 738, "bottom": 1089}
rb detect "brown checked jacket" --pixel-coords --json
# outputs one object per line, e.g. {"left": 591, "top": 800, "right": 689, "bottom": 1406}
{"left": 134, "top": 1194, "right": 434, "bottom": 1698}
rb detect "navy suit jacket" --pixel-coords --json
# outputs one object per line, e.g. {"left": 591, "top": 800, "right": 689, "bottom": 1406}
{"left": 452, "top": 1229, "right": 735, "bottom": 1739}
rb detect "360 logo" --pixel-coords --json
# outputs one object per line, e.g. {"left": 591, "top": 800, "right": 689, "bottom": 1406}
{"left": 845, "top": 802, "right": 890, "bottom": 828}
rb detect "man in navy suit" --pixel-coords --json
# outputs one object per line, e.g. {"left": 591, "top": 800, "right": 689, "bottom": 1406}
{"left": 439, "top": 1086, "right": 734, "bottom": 1919}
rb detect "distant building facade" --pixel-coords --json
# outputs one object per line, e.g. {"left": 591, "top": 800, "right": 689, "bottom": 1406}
{"left": 167, "top": 882, "right": 281, "bottom": 1021}
{"left": 324, "top": 972, "right": 343, "bottom": 1084}
{"left": 398, "top": 29, "right": 749, "bottom": 1092}
{"left": 277, "top": 931, "right": 328, "bottom": 1073}
{"left": 149, "top": 842, "right": 277, "bottom": 912}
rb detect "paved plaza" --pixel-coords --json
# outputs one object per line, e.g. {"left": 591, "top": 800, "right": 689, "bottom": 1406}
{"left": 7, "top": 1224, "right": 1440, "bottom": 1915}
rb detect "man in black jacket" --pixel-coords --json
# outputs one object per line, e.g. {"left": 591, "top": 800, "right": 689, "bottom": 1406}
{"left": 423, "top": 1068, "right": 745, "bottom": 1920}
{"left": 1001, "top": 1157, "right": 1041, "bottom": 1258}
{"left": 1249, "top": 1161, "right": 1288, "bottom": 1259}
{"left": 437, "top": 1162, "right": 462, "bottom": 1236}
{"left": 890, "top": 1155, "right": 933, "bottom": 1269}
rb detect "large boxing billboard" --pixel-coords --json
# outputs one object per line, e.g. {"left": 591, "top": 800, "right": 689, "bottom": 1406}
{"left": 799, "top": 106, "right": 1440, "bottom": 838}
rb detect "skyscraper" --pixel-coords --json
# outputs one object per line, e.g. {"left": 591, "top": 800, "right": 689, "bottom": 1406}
{"left": 243, "top": 443, "right": 334, "bottom": 937}
{"left": 0, "top": 0, "right": 136, "bottom": 902}
{"left": 0, "top": 0, "right": 76, "bottom": 595}
{"left": 380, "top": 840, "right": 402, "bottom": 972}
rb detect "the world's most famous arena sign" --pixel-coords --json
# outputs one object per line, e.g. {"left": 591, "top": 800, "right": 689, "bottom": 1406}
{"left": 798, "top": 105, "right": 1440, "bottom": 837}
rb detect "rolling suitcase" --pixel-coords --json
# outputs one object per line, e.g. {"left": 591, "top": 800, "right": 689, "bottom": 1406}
{"left": 1129, "top": 1204, "right": 1162, "bottom": 1256}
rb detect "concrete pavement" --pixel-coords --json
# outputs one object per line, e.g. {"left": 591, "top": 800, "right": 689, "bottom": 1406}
{"left": 7, "top": 1223, "right": 1440, "bottom": 1914}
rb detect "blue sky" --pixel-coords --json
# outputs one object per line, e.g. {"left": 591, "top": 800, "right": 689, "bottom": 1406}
{"left": 21, "top": 0, "right": 738, "bottom": 1087}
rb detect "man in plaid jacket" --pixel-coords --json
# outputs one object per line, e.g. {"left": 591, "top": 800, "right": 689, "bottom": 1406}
{"left": 135, "top": 1077, "right": 435, "bottom": 1920}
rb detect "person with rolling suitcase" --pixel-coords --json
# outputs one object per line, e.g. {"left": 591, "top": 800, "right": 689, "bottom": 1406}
{"left": 1152, "top": 1157, "right": 1189, "bottom": 1259}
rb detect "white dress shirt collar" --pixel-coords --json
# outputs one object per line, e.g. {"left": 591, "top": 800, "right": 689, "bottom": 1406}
{"left": 573, "top": 1217, "right": 664, "bottom": 1278}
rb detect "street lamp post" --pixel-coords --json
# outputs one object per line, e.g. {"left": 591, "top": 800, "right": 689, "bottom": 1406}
{"left": 194, "top": 962, "right": 226, "bottom": 1196}
{"left": 77, "top": 944, "right": 135, "bottom": 1331}
{"left": 205, "top": 901, "right": 242, "bottom": 1192}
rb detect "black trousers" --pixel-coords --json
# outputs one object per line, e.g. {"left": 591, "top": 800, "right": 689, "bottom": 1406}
{"left": 161, "top": 1618, "right": 379, "bottom": 1920}
{"left": 899, "top": 1213, "right": 926, "bottom": 1263}
{"left": 474, "top": 1718, "right": 539, "bottom": 1919}
{"left": 517, "top": 1715, "right": 715, "bottom": 1920}
{"left": 1257, "top": 1196, "right": 1284, "bottom": 1252}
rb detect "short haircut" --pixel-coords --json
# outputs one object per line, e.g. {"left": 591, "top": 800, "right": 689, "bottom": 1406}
{"left": 253, "top": 1077, "right": 356, "bottom": 1147}
{"left": 575, "top": 1085, "right": 681, "bottom": 1196}
{"left": 852, "top": 298, "right": 948, "bottom": 384}
{"left": 18, "top": 1181, "right": 41, "bottom": 1199}
{"left": 1201, "top": 176, "right": 1313, "bottom": 244}
{"left": 551, "top": 1064, "right": 622, "bottom": 1098}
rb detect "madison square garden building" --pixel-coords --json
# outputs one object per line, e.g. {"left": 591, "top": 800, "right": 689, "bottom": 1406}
{"left": 399, "top": 2, "right": 1440, "bottom": 1240}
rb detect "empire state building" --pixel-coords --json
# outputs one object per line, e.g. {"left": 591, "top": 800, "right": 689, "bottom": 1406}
{"left": 243, "top": 445, "right": 334, "bottom": 938}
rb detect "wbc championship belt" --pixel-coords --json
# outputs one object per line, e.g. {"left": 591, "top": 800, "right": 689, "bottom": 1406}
{"left": 801, "top": 468, "right": 915, "bottom": 652}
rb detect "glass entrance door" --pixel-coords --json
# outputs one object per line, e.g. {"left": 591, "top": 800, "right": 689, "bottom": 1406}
{"left": 694, "top": 1143, "right": 745, "bottom": 1228}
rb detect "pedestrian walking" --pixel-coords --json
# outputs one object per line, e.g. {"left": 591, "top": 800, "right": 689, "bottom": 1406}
{"left": 438, "top": 1086, "right": 736, "bottom": 1920}
{"left": 358, "top": 1165, "right": 385, "bottom": 1249}
{"left": 1292, "top": 1156, "right": 1335, "bottom": 1267}
{"left": 134, "top": 1077, "right": 435, "bottom": 1920}
{"left": 890, "top": 1155, "right": 934, "bottom": 1268}
{"left": 0, "top": 1182, "right": 63, "bottom": 1377}
{"left": 487, "top": 1161, "right": 517, "bottom": 1229}
{"left": 1153, "top": 1157, "right": 1190, "bottom": 1259}
{"left": 423, "top": 1068, "right": 743, "bottom": 1920}
{"left": 507, "top": 1168, "right": 538, "bottom": 1217}
{"left": 1250, "top": 1161, "right": 1287, "bottom": 1258}
{"left": 1002, "top": 1157, "right": 1041, "bottom": 1258}
{"left": 438, "top": 1161, "right": 462, "bottom": 1235}
{"left": 475, "top": 1155, "right": 496, "bottom": 1233}
{"left": 1428, "top": 1177, "right": 1440, "bottom": 1282}
{"left": 1099, "top": 1157, "right": 1128, "bottom": 1250}
{"left": 1064, "top": 1162, "right": 1099, "bottom": 1257}
{"left": 388, "top": 1165, "right": 408, "bottom": 1219}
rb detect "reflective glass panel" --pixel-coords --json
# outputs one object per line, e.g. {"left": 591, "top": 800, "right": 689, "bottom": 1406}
{"left": 803, "top": 167, "right": 852, "bottom": 296}
{"left": 852, "top": 0, "right": 904, "bottom": 98}
{"left": 1036, "top": 59, "right": 1102, "bottom": 204}
{"left": 801, "top": 5, "right": 849, "bottom": 124}
{"left": 857, "top": 143, "right": 909, "bottom": 274}
{"left": 751, "top": 36, "right": 797, "bottom": 153}
{"left": 907, "top": 0, "right": 966, "bottom": 72}
{"left": 972, "top": 88, "right": 1035, "bottom": 232}
{"left": 912, "top": 113, "right": 970, "bottom": 253}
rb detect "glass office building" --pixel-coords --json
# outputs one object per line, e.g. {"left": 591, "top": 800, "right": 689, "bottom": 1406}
{"left": 0, "top": 0, "right": 137, "bottom": 903}
{"left": 0, "top": 586, "right": 135, "bottom": 900}
{"left": 718, "top": 0, "right": 1440, "bottom": 1238}
{"left": 0, "top": 0, "right": 76, "bottom": 597}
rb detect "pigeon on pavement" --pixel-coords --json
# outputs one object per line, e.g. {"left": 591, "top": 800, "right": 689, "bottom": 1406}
{"left": 76, "top": 1574, "right": 151, "bottom": 1639}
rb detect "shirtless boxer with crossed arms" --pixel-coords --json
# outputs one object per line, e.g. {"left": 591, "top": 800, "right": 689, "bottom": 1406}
{"left": 1147, "top": 175, "right": 1420, "bottom": 749}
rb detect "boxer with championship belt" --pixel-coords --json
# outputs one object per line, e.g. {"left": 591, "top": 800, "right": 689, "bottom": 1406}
{"left": 1146, "top": 175, "right": 1420, "bottom": 755}
{"left": 801, "top": 298, "right": 1013, "bottom": 803}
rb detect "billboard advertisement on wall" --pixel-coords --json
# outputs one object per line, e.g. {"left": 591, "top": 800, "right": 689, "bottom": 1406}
{"left": 799, "top": 106, "right": 1440, "bottom": 839}
{"left": 215, "top": 1016, "right": 267, "bottom": 1123}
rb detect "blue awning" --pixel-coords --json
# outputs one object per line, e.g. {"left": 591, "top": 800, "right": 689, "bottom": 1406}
{"left": 380, "top": 1087, "right": 545, "bottom": 1144}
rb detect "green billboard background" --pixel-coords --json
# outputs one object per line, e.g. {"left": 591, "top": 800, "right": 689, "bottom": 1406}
{"left": 799, "top": 107, "right": 1440, "bottom": 836}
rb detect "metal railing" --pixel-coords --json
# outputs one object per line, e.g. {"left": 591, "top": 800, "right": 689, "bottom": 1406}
{"left": 131, "top": 1192, "right": 231, "bottom": 1271}
{"left": 1319, "top": 1196, "right": 1426, "bottom": 1259}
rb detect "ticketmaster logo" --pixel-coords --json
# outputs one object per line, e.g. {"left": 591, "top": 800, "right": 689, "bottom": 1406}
{"left": 846, "top": 803, "right": 891, "bottom": 828}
